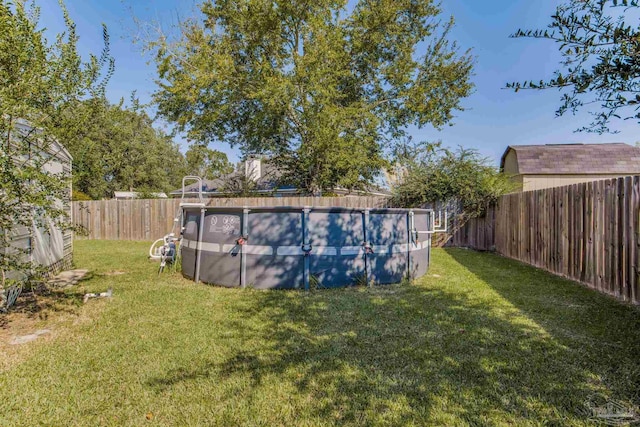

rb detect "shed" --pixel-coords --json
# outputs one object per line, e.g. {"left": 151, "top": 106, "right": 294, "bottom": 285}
{"left": 4, "top": 120, "right": 73, "bottom": 280}
{"left": 500, "top": 143, "right": 640, "bottom": 192}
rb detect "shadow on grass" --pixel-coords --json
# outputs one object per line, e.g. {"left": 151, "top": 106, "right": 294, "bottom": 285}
{"left": 445, "top": 248, "right": 640, "bottom": 406}
{"left": 6, "top": 288, "right": 86, "bottom": 321}
{"left": 144, "top": 249, "right": 640, "bottom": 424}
{"left": 1, "top": 271, "right": 98, "bottom": 327}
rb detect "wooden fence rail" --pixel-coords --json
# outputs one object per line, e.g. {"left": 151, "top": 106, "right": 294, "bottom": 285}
{"left": 451, "top": 176, "right": 640, "bottom": 305}
{"left": 72, "top": 196, "right": 390, "bottom": 241}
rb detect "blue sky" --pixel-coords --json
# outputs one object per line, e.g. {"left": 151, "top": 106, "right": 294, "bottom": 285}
{"left": 39, "top": 0, "right": 640, "bottom": 166}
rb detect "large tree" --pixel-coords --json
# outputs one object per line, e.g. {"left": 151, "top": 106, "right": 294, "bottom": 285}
{"left": 507, "top": 0, "right": 640, "bottom": 133}
{"left": 151, "top": 0, "right": 473, "bottom": 194}
{"left": 185, "top": 144, "right": 233, "bottom": 180}
{"left": 61, "top": 98, "right": 187, "bottom": 199}
{"left": 0, "top": 0, "right": 112, "bottom": 288}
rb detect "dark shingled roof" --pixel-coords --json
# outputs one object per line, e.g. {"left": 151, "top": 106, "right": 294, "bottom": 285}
{"left": 170, "top": 161, "right": 282, "bottom": 196}
{"left": 501, "top": 143, "right": 640, "bottom": 175}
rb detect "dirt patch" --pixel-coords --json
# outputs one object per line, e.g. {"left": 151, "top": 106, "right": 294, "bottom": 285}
{"left": 101, "top": 270, "right": 126, "bottom": 276}
{"left": 2, "top": 288, "right": 84, "bottom": 324}
{"left": 10, "top": 329, "right": 50, "bottom": 345}
{"left": 0, "top": 287, "right": 85, "bottom": 368}
{"left": 48, "top": 269, "right": 91, "bottom": 288}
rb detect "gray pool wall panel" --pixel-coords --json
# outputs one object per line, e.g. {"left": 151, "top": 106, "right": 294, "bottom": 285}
{"left": 367, "top": 212, "right": 409, "bottom": 285}
{"left": 181, "top": 207, "right": 433, "bottom": 289}
{"left": 197, "top": 211, "right": 242, "bottom": 287}
{"left": 246, "top": 211, "right": 304, "bottom": 289}
{"left": 181, "top": 211, "right": 200, "bottom": 280}
{"left": 409, "top": 211, "right": 431, "bottom": 280}
{"left": 308, "top": 210, "right": 365, "bottom": 288}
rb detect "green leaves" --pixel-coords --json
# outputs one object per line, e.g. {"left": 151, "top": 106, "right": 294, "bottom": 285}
{"left": 390, "top": 144, "right": 514, "bottom": 217}
{"left": 60, "top": 98, "right": 188, "bottom": 199}
{"left": 508, "top": 0, "right": 640, "bottom": 133}
{"left": 185, "top": 144, "right": 233, "bottom": 180}
{"left": 150, "top": 0, "right": 473, "bottom": 194}
{"left": 0, "top": 0, "right": 113, "bottom": 284}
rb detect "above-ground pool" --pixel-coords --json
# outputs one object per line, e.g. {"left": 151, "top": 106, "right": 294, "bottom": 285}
{"left": 180, "top": 206, "right": 433, "bottom": 289}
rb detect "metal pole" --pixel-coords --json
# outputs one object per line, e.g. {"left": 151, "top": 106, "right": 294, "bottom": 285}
{"left": 407, "top": 211, "right": 414, "bottom": 281}
{"left": 194, "top": 207, "right": 206, "bottom": 283}
{"left": 241, "top": 207, "right": 250, "bottom": 288}
{"left": 303, "top": 207, "right": 311, "bottom": 291}
{"left": 427, "top": 212, "right": 432, "bottom": 266}
{"left": 363, "top": 209, "right": 371, "bottom": 287}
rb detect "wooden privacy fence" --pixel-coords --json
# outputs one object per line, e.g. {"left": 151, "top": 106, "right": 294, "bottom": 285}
{"left": 449, "top": 208, "right": 496, "bottom": 251}
{"left": 72, "top": 196, "right": 390, "bottom": 241}
{"left": 451, "top": 176, "right": 640, "bottom": 304}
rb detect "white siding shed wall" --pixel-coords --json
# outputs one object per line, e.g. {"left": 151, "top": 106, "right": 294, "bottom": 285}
{"left": 3, "top": 123, "right": 73, "bottom": 277}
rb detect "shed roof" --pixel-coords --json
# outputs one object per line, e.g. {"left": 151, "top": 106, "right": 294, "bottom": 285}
{"left": 500, "top": 143, "right": 640, "bottom": 175}
{"left": 13, "top": 118, "right": 73, "bottom": 161}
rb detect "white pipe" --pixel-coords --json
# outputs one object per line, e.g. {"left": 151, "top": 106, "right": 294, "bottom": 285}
{"left": 149, "top": 238, "right": 165, "bottom": 259}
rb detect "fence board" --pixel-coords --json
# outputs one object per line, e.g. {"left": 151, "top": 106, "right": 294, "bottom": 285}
{"left": 632, "top": 177, "right": 640, "bottom": 303}
{"left": 451, "top": 176, "right": 640, "bottom": 305}
{"left": 594, "top": 181, "right": 602, "bottom": 292}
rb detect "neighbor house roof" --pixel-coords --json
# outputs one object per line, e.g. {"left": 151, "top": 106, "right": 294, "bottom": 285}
{"left": 170, "top": 158, "right": 391, "bottom": 197}
{"left": 169, "top": 160, "right": 283, "bottom": 197}
{"left": 500, "top": 143, "right": 640, "bottom": 175}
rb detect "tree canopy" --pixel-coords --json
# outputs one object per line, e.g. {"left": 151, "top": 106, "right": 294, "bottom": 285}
{"left": 184, "top": 144, "right": 233, "bottom": 180}
{"left": 150, "top": 0, "right": 473, "bottom": 194}
{"left": 507, "top": 0, "right": 640, "bottom": 133}
{"left": 59, "top": 98, "right": 187, "bottom": 200}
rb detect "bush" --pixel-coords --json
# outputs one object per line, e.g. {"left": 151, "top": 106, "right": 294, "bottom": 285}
{"left": 390, "top": 145, "right": 514, "bottom": 245}
{"left": 72, "top": 190, "right": 92, "bottom": 201}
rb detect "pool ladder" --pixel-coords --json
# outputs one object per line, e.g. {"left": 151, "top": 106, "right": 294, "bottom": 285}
{"left": 149, "top": 176, "right": 206, "bottom": 271}
{"left": 178, "top": 176, "right": 206, "bottom": 209}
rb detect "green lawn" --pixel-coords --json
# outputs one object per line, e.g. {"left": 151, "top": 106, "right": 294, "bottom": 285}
{"left": 1, "top": 241, "right": 639, "bottom": 426}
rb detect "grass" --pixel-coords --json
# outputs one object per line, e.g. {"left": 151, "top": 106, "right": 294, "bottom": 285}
{"left": 0, "top": 240, "right": 639, "bottom": 426}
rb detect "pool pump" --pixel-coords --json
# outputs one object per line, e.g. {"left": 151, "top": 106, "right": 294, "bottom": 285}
{"left": 149, "top": 233, "right": 178, "bottom": 274}
{"left": 149, "top": 176, "right": 206, "bottom": 274}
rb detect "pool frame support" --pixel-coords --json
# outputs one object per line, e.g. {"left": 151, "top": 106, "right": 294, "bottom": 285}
{"left": 194, "top": 207, "right": 206, "bottom": 283}
{"left": 363, "top": 208, "right": 371, "bottom": 287}
{"left": 241, "top": 207, "right": 250, "bottom": 288}
{"left": 408, "top": 210, "right": 414, "bottom": 281}
{"left": 302, "top": 207, "right": 311, "bottom": 291}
